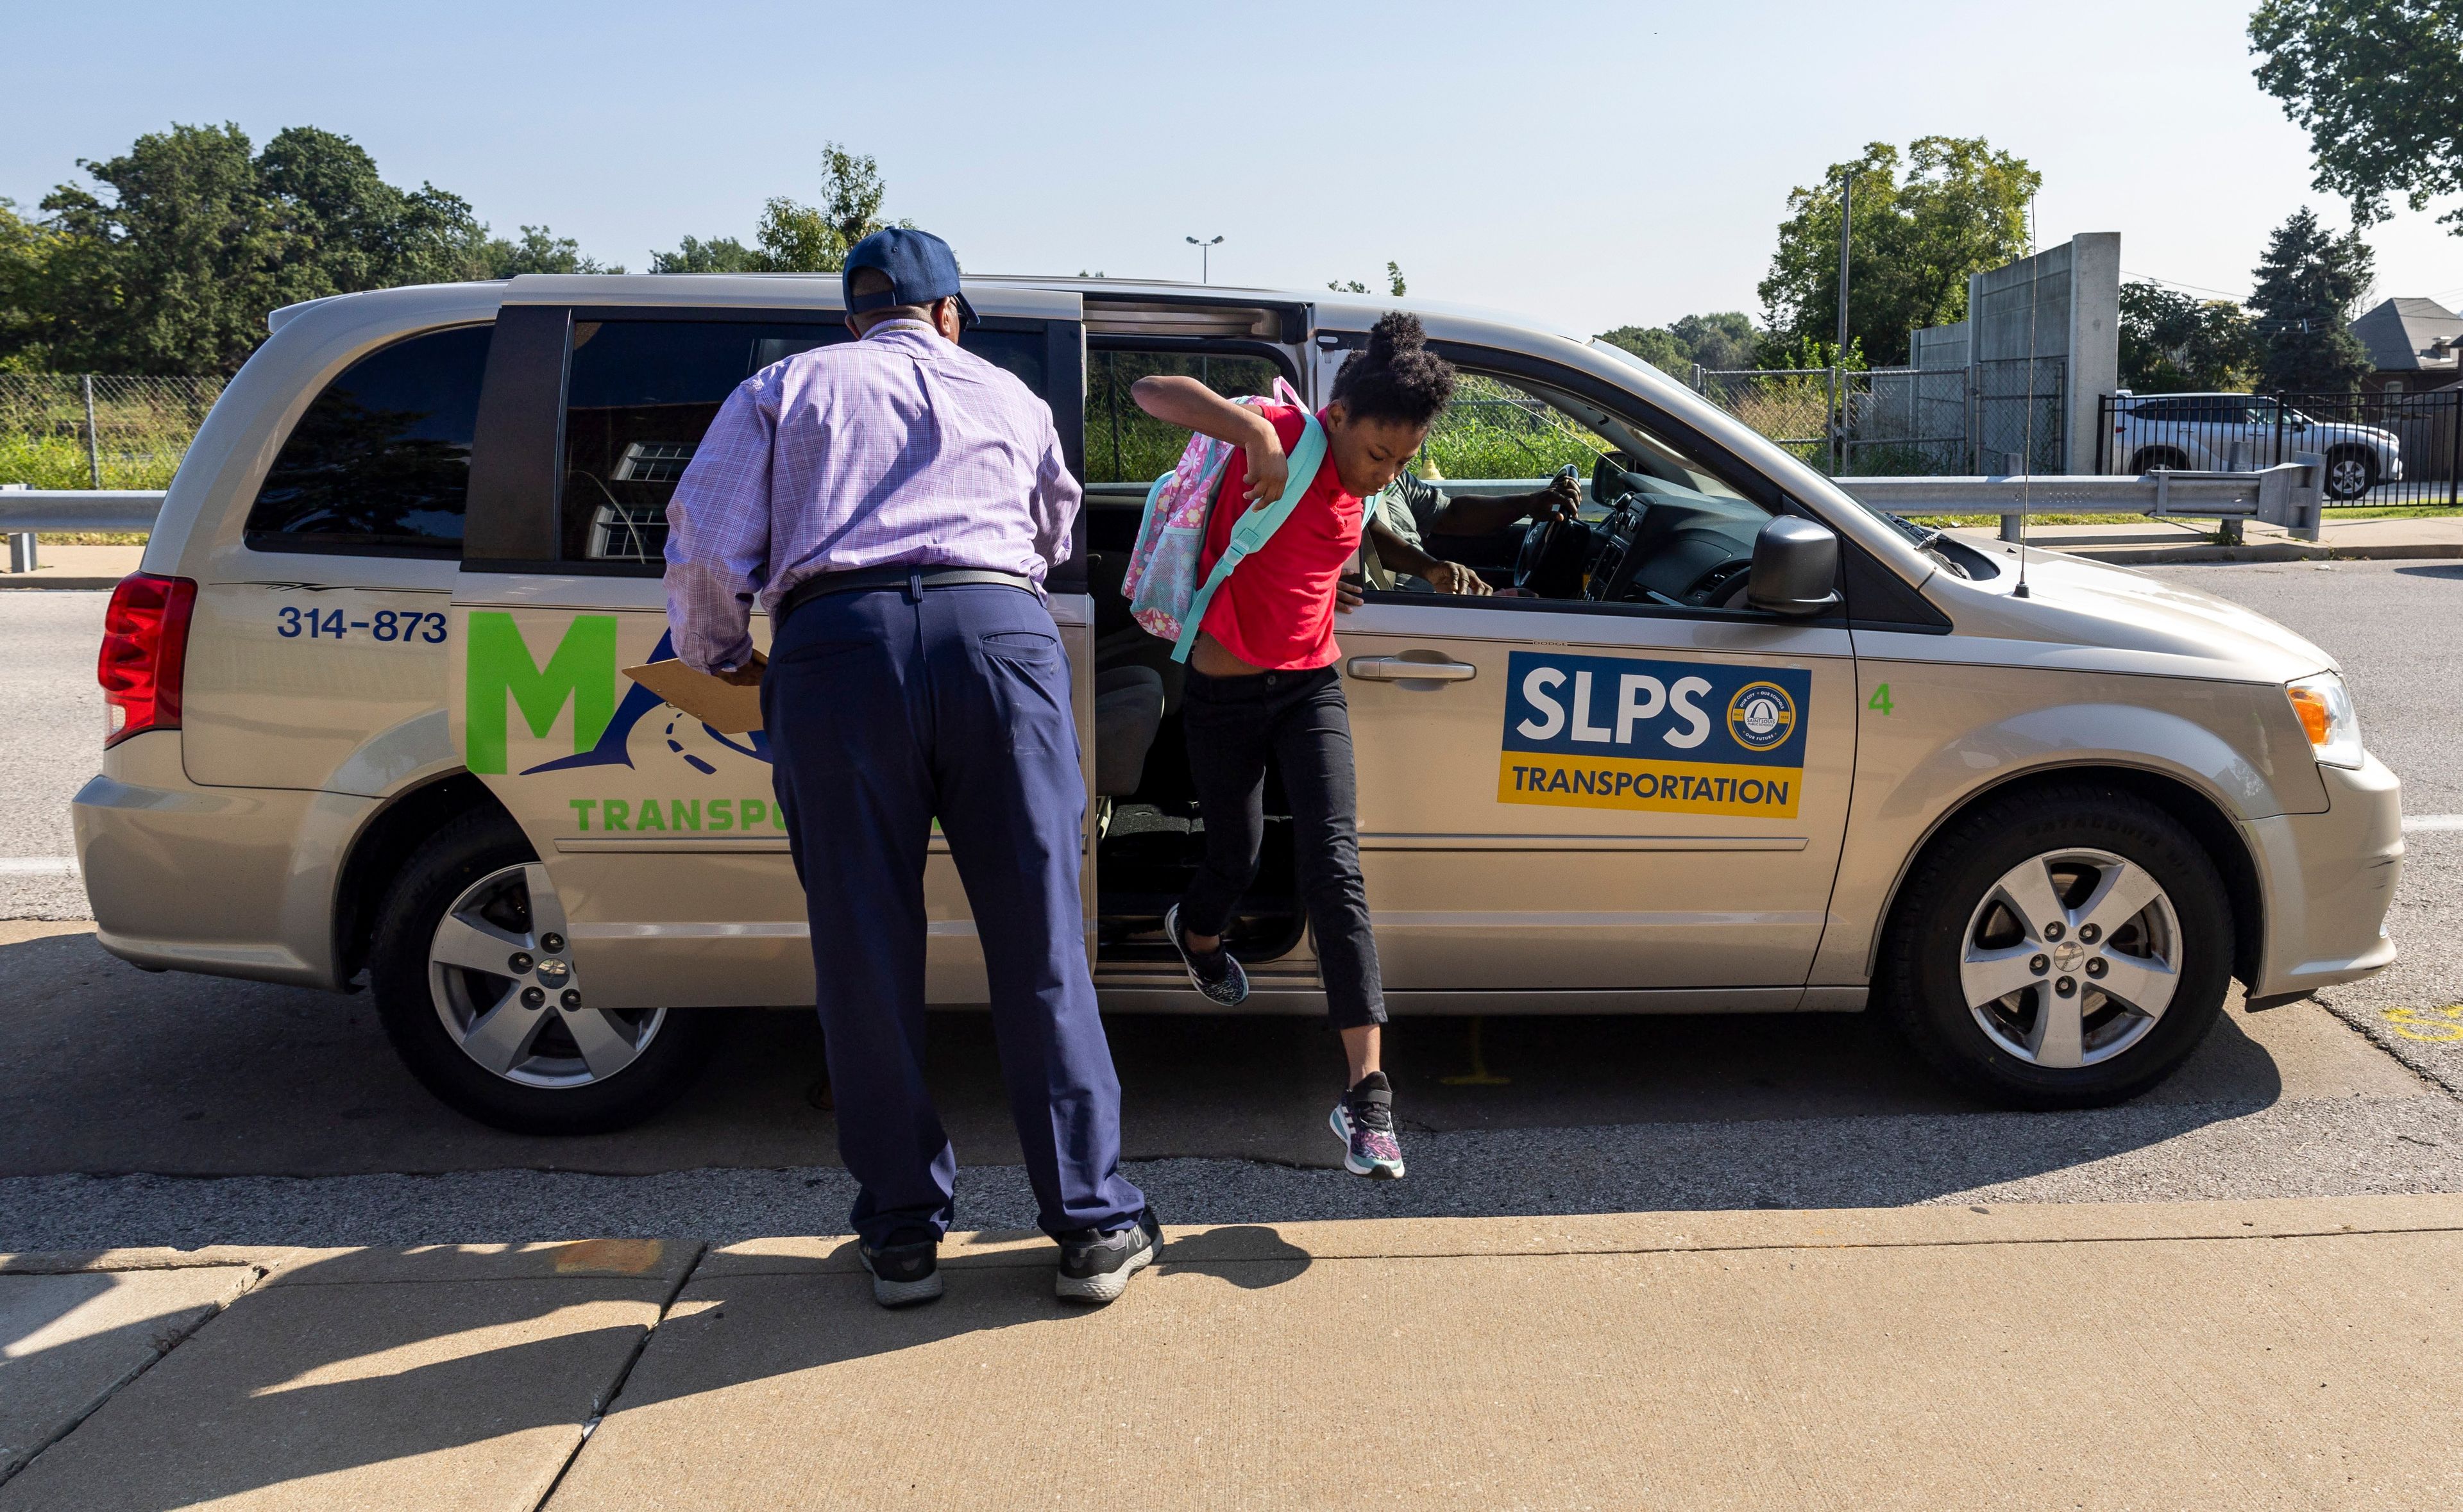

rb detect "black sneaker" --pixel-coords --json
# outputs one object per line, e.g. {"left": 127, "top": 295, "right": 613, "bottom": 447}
{"left": 858, "top": 1227, "right": 943, "bottom": 1309}
{"left": 1055, "top": 1207, "right": 1163, "bottom": 1304}
{"left": 1166, "top": 904, "right": 1249, "bottom": 1007}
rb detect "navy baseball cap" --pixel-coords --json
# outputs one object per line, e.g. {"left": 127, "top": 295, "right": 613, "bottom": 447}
{"left": 843, "top": 228, "right": 978, "bottom": 326}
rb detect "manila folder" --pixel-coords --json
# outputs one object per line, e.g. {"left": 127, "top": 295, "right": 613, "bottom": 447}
{"left": 623, "top": 657, "right": 763, "bottom": 734}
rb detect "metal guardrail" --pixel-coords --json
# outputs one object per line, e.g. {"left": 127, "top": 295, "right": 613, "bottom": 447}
{"left": 0, "top": 489, "right": 167, "bottom": 533}
{"left": 0, "top": 487, "right": 166, "bottom": 576}
{"left": 0, "top": 460, "right": 2330, "bottom": 575}
{"left": 1838, "top": 461, "right": 2324, "bottom": 543}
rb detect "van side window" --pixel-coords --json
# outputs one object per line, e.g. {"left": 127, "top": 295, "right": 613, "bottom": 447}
{"left": 560, "top": 320, "right": 1050, "bottom": 566}
{"left": 1375, "top": 364, "right": 1778, "bottom": 614}
{"left": 1085, "top": 350, "right": 1282, "bottom": 485}
{"left": 245, "top": 324, "right": 495, "bottom": 555}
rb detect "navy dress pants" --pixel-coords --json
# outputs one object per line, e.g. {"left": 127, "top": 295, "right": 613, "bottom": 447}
{"left": 762, "top": 580, "right": 1146, "bottom": 1245}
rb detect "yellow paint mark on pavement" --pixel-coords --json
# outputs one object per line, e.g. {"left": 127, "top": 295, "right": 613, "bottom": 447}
{"left": 554, "top": 1238, "right": 665, "bottom": 1275}
{"left": 2383, "top": 1006, "right": 2463, "bottom": 1043}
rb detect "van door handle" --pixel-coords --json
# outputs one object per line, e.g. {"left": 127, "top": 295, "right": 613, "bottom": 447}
{"left": 1346, "top": 656, "right": 1477, "bottom": 682}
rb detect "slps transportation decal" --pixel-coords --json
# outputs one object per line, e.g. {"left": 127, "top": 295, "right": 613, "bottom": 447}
{"left": 1499, "top": 650, "right": 1811, "bottom": 817}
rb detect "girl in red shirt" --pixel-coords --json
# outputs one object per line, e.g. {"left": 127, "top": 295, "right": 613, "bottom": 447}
{"left": 1131, "top": 314, "right": 1458, "bottom": 1180}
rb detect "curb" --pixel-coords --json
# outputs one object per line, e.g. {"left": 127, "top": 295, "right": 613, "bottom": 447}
{"left": 0, "top": 578, "right": 124, "bottom": 591}
{"left": 2058, "top": 541, "right": 2463, "bottom": 567}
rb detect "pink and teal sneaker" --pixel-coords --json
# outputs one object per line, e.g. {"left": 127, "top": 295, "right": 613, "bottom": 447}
{"left": 1329, "top": 1071, "right": 1405, "bottom": 1179}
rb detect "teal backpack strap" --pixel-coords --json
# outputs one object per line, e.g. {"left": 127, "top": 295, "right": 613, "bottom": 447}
{"left": 1171, "top": 412, "right": 1330, "bottom": 663}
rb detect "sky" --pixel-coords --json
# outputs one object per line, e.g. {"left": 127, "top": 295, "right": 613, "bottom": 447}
{"left": 7, "top": 0, "right": 2460, "bottom": 337}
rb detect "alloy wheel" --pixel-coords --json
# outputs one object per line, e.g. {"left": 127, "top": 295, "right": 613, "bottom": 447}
{"left": 2325, "top": 455, "right": 2372, "bottom": 500}
{"left": 1957, "top": 847, "right": 2181, "bottom": 1069}
{"left": 427, "top": 862, "right": 664, "bottom": 1088}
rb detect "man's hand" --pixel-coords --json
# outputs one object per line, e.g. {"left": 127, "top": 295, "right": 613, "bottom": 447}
{"left": 1335, "top": 574, "right": 1366, "bottom": 614}
{"left": 714, "top": 650, "right": 767, "bottom": 687}
{"left": 1421, "top": 560, "right": 1493, "bottom": 596}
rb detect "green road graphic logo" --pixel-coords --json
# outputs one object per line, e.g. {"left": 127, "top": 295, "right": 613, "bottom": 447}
{"left": 466, "top": 612, "right": 617, "bottom": 775}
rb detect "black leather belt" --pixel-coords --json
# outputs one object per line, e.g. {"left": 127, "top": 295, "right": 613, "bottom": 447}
{"left": 776, "top": 566, "right": 1035, "bottom": 623}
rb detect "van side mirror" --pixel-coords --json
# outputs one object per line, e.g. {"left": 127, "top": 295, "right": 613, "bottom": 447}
{"left": 1746, "top": 516, "right": 1842, "bottom": 616}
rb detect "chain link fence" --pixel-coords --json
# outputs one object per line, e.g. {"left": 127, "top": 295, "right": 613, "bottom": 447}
{"left": 1694, "top": 362, "right": 2061, "bottom": 476}
{"left": 1691, "top": 367, "right": 1833, "bottom": 468}
{"left": 0, "top": 375, "right": 225, "bottom": 494}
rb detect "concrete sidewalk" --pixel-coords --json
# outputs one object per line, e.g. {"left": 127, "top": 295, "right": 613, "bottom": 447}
{"left": 5, "top": 1197, "right": 2460, "bottom": 1509}
{"left": 1967, "top": 511, "right": 2463, "bottom": 565}
{"left": 0, "top": 544, "right": 143, "bottom": 591}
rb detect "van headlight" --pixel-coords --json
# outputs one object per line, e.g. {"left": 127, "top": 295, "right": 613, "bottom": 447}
{"left": 2286, "top": 672, "right": 2364, "bottom": 769}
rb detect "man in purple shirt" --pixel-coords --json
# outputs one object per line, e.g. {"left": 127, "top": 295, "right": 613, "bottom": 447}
{"left": 664, "top": 230, "right": 1156, "bottom": 1307}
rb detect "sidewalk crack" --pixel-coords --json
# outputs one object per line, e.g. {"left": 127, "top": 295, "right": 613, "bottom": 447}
{"left": 527, "top": 1239, "right": 707, "bottom": 1511}
{"left": 0, "top": 1257, "right": 278, "bottom": 1489}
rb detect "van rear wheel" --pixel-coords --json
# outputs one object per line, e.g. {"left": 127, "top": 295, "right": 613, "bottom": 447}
{"left": 369, "top": 809, "right": 722, "bottom": 1134}
{"left": 1877, "top": 784, "right": 2231, "bottom": 1109}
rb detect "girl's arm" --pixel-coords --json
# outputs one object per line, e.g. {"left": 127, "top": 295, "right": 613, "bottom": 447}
{"left": 1130, "top": 375, "right": 1289, "bottom": 507}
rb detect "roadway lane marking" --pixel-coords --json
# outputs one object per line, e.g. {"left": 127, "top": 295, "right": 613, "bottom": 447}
{"left": 2406, "top": 816, "right": 2463, "bottom": 833}
{"left": 0, "top": 857, "right": 78, "bottom": 875}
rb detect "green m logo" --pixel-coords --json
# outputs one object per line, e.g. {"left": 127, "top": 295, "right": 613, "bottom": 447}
{"left": 465, "top": 612, "right": 618, "bottom": 775}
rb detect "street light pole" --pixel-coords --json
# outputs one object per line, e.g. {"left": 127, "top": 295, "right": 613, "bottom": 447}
{"left": 1832, "top": 174, "right": 1853, "bottom": 474}
{"left": 1185, "top": 235, "right": 1223, "bottom": 284}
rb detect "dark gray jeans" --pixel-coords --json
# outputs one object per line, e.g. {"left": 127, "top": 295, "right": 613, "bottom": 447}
{"left": 1178, "top": 666, "right": 1387, "bottom": 1030}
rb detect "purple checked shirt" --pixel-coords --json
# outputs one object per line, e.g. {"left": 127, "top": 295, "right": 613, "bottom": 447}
{"left": 662, "top": 319, "right": 1081, "bottom": 673}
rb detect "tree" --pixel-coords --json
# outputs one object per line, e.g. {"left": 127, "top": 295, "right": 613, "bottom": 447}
{"left": 2247, "top": 207, "right": 2376, "bottom": 392}
{"left": 657, "top": 142, "right": 901, "bottom": 274}
{"left": 1326, "top": 262, "right": 1407, "bottom": 296}
{"left": 649, "top": 235, "right": 761, "bottom": 274}
{"left": 2119, "top": 282, "right": 2264, "bottom": 392}
{"left": 465, "top": 225, "right": 620, "bottom": 278}
{"left": 5, "top": 122, "right": 614, "bottom": 374}
{"left": 2250, "top": 0, "right": 2463, "bottom": 235}
{"left": 0, "top": 199, "right": 72, "bottom": 371}
{"left": 1757, "top": 137, "right": 2039, "bottom": 365}
{"left": 1596, "top": 311, "right": 1763, "bottom": 379}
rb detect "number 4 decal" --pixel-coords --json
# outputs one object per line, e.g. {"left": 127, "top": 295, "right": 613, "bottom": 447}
{"left": 1867, "top": 683, "right": 1894, "bottom": 716}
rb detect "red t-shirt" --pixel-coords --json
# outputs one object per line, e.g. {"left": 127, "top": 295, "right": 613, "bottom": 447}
{"left": 1196, "top": 405, "right": 1362, "bottom": 671}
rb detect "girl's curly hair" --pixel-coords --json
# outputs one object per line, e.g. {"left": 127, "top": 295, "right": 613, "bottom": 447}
{"left": 1329, "top": 312, "right": 1457, "bottom": 428}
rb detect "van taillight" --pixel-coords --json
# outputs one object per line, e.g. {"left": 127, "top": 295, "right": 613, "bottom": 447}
{"left": 97, "top": 573, "right": 198, "bottom": 749}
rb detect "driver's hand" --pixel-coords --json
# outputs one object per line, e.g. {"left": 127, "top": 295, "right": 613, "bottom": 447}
{"left": 1539, "top": 473, "right": 1582, "bottom": 521}
{"left": 1423, "top": 560, "right": 1493, "bottom": 596}
{"left": 1335, "top": 574, "right": 1366, "bottom": 613}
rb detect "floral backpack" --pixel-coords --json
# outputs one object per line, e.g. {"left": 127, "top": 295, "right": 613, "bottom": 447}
{"left": 1120, "top": 378, "right": 1328, "bottom": 663}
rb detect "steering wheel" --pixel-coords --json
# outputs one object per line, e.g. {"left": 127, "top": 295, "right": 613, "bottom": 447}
{"left": 1514, "top": 513, "right": 1589, "bottom": 597}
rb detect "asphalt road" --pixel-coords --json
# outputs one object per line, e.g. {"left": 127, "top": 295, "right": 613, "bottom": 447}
{"left": 3, "top": 561, "right": 2460, "bottom": 1248}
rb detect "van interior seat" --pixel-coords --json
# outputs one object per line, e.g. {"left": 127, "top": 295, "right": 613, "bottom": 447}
{"left": 1094, "top": 665, "right": 1165, "bottom": 797}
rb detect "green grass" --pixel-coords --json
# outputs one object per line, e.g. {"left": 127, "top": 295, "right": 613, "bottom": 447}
{"left": 0, "top": 433, "right": 183, "bottom": 491}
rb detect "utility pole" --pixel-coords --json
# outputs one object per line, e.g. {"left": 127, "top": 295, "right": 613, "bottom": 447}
{"left": 1185, "top": 235, "right": 1223, "bottom": 284}
{"left": 1832, "top": 176, "right": 1853, "bottom": 473}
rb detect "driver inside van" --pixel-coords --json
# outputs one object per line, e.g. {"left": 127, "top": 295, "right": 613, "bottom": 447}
{"left": 1359, "top": 467, "right": 1582, "bottom": 594}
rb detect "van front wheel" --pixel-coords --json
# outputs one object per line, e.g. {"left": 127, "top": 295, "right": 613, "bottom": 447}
{"left": 1877, "top": 785, "right": 2231, "bottom": 1109}
{"left": 368, "top": 811, "right": 722, "bottom": 1133}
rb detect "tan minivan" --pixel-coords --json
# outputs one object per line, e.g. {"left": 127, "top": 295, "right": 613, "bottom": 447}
{"left": 74, "top": 274, "right": 2404, "bottom": 1131}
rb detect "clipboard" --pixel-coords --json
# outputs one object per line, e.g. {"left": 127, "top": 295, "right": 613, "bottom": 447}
{"left": 622, "top": 651, "right": 765, "bottom": 733}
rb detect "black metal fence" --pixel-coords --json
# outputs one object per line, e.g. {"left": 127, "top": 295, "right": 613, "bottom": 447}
{"left": 2097, "top": 389, "right": 2462, "bottom": 505}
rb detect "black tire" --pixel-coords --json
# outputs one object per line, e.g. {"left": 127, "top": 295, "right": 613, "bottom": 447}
{"left": 2130, "top": 447, "right": 2188, "bottom": 475}
{"left": 1876, "top": 783, "right": 2231, "bottom": 1110}
{"left": 368, "top": 807, "right": 724, "bottom": 1134}
{"left": 2322, "top": 448, "right": 2376, "bottom": 501}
